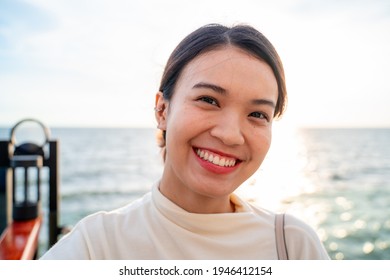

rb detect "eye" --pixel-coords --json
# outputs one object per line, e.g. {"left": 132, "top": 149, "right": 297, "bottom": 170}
{"left": 249, "top": 111, "right": 269, "bottom": 121}
{"left": 197, "top": 96, "right": 219, "bottom": 106}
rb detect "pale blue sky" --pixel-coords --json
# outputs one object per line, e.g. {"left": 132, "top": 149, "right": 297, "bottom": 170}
{"left": 1, "top": 0, "right": 389, "bottom": 128}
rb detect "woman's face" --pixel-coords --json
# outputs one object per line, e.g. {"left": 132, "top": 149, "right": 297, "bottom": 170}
{"left": 156, "top": 46, "right": 278, "bottom": 213}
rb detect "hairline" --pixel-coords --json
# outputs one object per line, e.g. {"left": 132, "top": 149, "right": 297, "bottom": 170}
{"left": 168, "top": 43, "right": 270, "bottom": 99}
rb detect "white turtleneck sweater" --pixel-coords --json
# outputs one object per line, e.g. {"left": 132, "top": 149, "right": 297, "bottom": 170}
{"left": 40, "top": 183, "right": 329, "bottom": 260}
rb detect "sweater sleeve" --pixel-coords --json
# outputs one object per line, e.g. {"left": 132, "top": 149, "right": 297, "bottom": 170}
{"left": 283, "top": 214, "right": 330, "bottom": 260}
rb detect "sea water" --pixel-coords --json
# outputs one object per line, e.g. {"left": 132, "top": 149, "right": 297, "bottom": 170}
{"left": 0, "top": 127, "right": 389, "bottom": 260}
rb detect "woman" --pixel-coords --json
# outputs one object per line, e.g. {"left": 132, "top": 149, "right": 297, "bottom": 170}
{"left": 41, "top": 23, "right": 329, "bottom": 260}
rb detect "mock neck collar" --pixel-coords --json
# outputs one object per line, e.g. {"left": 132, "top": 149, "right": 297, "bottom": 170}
{"left": 151, "top": 182, "right": 256, "bottom": 234}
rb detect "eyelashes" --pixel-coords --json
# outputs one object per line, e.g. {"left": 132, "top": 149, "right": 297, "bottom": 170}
{"left": 196, "top": 95, "right": 271, "bottom": 123}
{"left": 248, "top": 111, "right": 269, "bottom": 121}
{"left": 197, "top": 96, "right": 219, "bottom": 106}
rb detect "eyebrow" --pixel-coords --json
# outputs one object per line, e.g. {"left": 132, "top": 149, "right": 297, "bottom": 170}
{"left": 251, "top": 98, "right": 276, "bottom": 108}
{"left": 192, "top": 82, "right": 227, "bottom": 95}
{"left": 192, "top": 82, "right": 276, "bottom": 108}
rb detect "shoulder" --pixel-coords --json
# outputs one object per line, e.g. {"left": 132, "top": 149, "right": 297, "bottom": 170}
{"left": 79, "top": 191, "right": 153, "bottom": 229}
{"left": 40, "top": 191, "right": 153, "bottom": 259}
{"left": 284, "top": 214, "right": 319, "bottom": 239}
{"left": 284, "top": 214, "right": 330, "bottom": 260}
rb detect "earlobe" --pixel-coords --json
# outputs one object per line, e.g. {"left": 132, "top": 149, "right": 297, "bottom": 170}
{"left": 155, "top": 92, "right": 168, "bottom": 130}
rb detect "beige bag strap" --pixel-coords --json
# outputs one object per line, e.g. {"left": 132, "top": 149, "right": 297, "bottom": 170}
{"left": 275, "top": 213, "right": 289, "bottom": 260}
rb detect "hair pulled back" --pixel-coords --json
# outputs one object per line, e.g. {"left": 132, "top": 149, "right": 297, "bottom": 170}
{"left": 157, "top": 23, "right": 287, "bottom": 156}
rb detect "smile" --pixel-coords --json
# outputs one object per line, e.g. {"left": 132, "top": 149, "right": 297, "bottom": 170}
{"left": 195, "top": 148, "right": 238, "bottom": 167}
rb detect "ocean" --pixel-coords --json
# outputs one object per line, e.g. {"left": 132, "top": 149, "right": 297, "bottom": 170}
{"left": 1, "top": 126, "right": 389, "bottom": 260}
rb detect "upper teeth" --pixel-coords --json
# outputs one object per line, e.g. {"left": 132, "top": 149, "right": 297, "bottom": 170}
{"left": 196, "top": 148, "right": 236, "bottom": 167}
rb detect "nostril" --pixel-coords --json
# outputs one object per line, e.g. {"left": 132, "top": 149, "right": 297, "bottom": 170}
{"left": 210, "top": 126, "right": 245, "bottom": 146}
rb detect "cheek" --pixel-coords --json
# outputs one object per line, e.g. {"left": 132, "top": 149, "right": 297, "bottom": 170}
{"left": 164, "top": 103, "right": 196, "bottom": 145}
{"left": 166, "top": 100, "right": 206, "bottom": 131}
{"left": 251, "top": 129, "right": 272, "bottom": 159}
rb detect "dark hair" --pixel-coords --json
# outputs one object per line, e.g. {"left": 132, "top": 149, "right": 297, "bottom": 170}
{"left": 157, "top": 23, "right": 287, "bottom": 153}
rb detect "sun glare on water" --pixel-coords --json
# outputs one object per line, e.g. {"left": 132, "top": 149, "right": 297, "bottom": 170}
{"left": 236, "top": 123, "right": 319, "bottom": 214}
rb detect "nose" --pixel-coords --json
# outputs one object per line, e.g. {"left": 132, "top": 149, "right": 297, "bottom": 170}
{"left": 209, "top": 112, "right": 245, "bottom": 146}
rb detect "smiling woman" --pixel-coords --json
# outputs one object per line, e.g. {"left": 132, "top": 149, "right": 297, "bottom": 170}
{"left": 40, "top": 23, "right": 329, "bottom": 260}
{"left": 155, "top": 47, "right": 278, "bottom": 214}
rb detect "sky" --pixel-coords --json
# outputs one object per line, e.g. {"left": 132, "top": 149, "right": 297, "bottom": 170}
{"left": 1, "top": 0, "right": 389, "bottom": 128}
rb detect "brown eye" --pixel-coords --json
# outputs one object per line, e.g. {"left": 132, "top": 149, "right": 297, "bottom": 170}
{"left": 198, "top": 96, "right": 219, "bottom": 106}
{"left": 249, "top": 111, "right": 269, "bottom": 121}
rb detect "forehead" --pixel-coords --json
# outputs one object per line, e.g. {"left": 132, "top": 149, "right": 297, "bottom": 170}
{"left": 184, "top": 46, "right": 260, "bottom": 74}
{"left": 176, "top": 46, "right": 278, "bottom": 98}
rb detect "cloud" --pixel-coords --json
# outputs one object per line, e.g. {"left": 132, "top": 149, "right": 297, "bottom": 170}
{"left": 1, "top": 0, "right": 389, "bottom": 127}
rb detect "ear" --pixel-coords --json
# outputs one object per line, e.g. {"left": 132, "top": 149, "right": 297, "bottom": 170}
{"left": 155, "top": 91, "right": 168, "bottom": 130}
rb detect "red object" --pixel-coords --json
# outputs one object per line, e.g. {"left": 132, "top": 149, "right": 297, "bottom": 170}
{"left": 0, "top": 217, "right": 42, "bottom": 260}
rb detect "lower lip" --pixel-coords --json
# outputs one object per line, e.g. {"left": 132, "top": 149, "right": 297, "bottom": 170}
{"left": 193, "top": 149, "right": 240, "bottom": 175}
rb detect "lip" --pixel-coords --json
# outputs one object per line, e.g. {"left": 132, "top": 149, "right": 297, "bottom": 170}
{"left": 193, "top": 147, "right": 241, "bottom": 174}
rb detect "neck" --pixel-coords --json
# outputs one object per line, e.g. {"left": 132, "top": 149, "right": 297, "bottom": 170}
{"left": 158, "top": 181, "right": 235, "bottom": 214}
